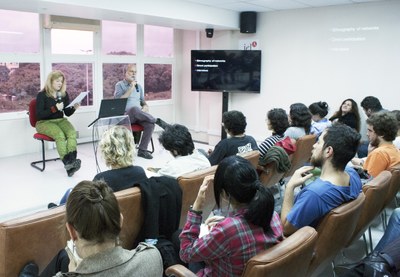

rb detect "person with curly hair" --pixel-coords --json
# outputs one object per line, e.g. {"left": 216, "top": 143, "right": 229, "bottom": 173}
{"left": 329, "top": 98, "right": 361, "bottom": 132}
{"left": 258, "top": 108, "right": 289, "bottom": 159}
{"left": 309, "top": 101, "right": 331, "bottom": 137}
{"left": 49, "top": 125, "right": 147, "bottom": 208}
{"left": 352, "top": 112, "right": 400, "bottom": 177}
{"left": 148, "top": 124, "right": 211, "bottom": 178}
{"left": 92, "top": 125, "right": 148, "bottom": 191}
{"left": 392, "top": 110, "right": 400, "bottom": 149}
{"left": 207, "top": 110, "right": 258, "bottom": 166}
{"left": 284, "top": 103, "right": 312, "bottom": 140}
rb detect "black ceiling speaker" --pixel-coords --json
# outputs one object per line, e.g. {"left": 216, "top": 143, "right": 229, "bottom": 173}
{"left": 205, "top": 28, "right": 214, "bottom": 38}
{"left": 240, "top": 11, "right": 257, "bottom": 33}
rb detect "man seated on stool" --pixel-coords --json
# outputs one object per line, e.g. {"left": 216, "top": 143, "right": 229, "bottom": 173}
{"left": 114, "top": 64, "right": 165, "bottom": 159}
{"left": 280, "top": 123, "right": 362, "bottom": 236}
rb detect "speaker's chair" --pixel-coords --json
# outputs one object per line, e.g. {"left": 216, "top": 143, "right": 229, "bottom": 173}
{"left": 28, "top": 99, "right": 60, "bottom": 171}
{"left": 131, "top": 123, "right": 154, "bottom": 153}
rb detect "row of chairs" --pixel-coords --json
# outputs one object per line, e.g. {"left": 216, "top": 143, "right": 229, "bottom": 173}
{"left": 170, "top": 137, "right": 400, "bottom": 276}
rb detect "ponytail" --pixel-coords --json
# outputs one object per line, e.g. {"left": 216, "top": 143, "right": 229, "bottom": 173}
{"left": 244, "top": 181, "right": 275, "bottom": 235}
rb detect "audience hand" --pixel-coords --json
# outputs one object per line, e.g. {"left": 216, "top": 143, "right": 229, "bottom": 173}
{"left": 205, "top": 215, "right": 225, "bottom": 231}
{"left": 287, "top": 166, "right": 315, "bottom": 189}
{"left": 56, "top": 102, "right": 64, "bottom": 111}
{"left": 192, "top": 175, "right": 213, "bottom": 212}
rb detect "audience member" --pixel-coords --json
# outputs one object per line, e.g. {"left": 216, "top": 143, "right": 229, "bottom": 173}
{"left": 391, "top": 110, "right": 400, "bottom": 149}
{"left": 49, "top": 125, "right": 147, "bottom": 208}
{"left": 280, "top": 123, "right": 362, "bottom": 236}
{"left": 358, "top": 96, "right": 385, "bottom": 158}
{"left": 284, "top": 103, "right": 312, "bottom": 140}
{"left": 207, "top": 110, "right": 258, "bottom": 166}
{"left": 93, "top": 125, "right": 148, "bottom": 191}
{"left": 114, "top": 64, "right": 163, "bottom": 159}
{"left": 179, "top": 155, "right": 283, "bottom": 276}
{"left": 351, "top": 112, "right": 400, "bottom": 178}
{"left": 258, "top": 108, "right": 289, "bottom": 159}
{"left": 329, "top": 98, "right": 360, "bottom": 132}
{"left": 148, "top": 124, "right": 211, "bottom": 178}
{"left": 360, "top": 96, "right": 384, "bottom": 118}
{"left": 35, "top": 70, "right": 81, "bottom": 177}
{"left": 19, "top": 180, "right": 163, "bottom": 277}
{"left": 309, "top": 101, "right": 331, "bottom": 137}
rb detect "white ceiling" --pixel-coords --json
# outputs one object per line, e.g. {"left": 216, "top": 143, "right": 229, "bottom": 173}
{"left": 184, "top": 0, "right": 387, "bottom": 12}
{"left": 0, "top": 0, "right": 390, "bottom": 30}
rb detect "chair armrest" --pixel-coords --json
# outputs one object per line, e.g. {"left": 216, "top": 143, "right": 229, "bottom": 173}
{"left": 165, "top": 264, "right": 197, "bottom": 277}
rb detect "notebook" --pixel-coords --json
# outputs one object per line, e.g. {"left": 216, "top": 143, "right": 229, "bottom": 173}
{"left": 87, "top": 98, "right": 127, "bottom": 127}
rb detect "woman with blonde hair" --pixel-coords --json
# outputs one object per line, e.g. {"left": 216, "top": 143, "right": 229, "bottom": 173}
{"left": 35, "top": 70, "right": 81, "bottom": 176}
{"left": 93, "top": 125, "right": 148, "bottom": 191}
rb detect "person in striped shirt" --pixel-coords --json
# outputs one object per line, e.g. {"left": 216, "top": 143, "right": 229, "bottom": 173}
{"left": 259, "top": 108, "right": 289, "bottom": 159}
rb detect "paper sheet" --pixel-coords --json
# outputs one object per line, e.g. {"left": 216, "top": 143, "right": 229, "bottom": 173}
{"left": 67, "top": 91, "right": 89, "bottom": 108}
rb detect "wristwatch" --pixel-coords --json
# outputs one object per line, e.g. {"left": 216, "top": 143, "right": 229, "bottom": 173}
{"left": 189, "top": 205, "right": 202, "bottom": 215}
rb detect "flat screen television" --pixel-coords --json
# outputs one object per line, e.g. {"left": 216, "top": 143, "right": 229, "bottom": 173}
{"left": 191, "top": 50, "right": 261, "bottom": 93}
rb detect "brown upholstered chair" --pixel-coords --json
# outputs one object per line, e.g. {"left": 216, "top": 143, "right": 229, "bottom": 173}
{"left": 306, "top": 192, "right": 365, "bottom": 277}
{"left": 238, "top": 150, "right": 260, "bottom": 168}
{"left": 177, "top": 166, "right": 217, "bottom": 228}
{"left": 345, "top": 171, "right": 391, "bottom": 254}
{"left": 283, "top": 134, "right": 316, "bottom": 179}
{"left": 114, "top": 187, "right": 144, "bottom": 249}
{"left": 381, "top": 166, "right": 400, "bottom": 229}
{"left": 165, "top": 226, "right": 318, "bottom": 277}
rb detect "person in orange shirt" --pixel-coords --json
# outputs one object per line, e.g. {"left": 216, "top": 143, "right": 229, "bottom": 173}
{"left": 352, "top": 112, "right": 400, "bottom": 177}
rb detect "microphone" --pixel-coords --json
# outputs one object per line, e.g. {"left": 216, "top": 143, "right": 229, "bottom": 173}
{"left": 56, "top": 91, "right": 62, "bottom": 103}
{"left": 134, "top": 83, "right": 139, "bottom": 92}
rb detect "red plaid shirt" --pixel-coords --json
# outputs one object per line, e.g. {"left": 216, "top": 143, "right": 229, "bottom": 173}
{"left": 179, "top": 208, "right": 283, "bottom": 277}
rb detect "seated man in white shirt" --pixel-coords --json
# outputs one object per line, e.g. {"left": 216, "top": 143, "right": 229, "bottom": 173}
{"left": 148, "top": 124, "right": 211, "bottom": 178}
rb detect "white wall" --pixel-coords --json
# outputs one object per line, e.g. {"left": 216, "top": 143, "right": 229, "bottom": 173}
{"left": 177, "top": 0, "right": 400, "bottom": 144}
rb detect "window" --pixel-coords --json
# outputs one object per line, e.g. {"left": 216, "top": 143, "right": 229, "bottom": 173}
{"left": 0, "top": 63, "right": 41, "bottom": 113}
{"left": 102, "top": 21, "right": 136, "bottom": 55}
{"left": 144, "top": 25, "right": 173, "bottom": 57}
{"left": 51, "top": 29, "right": 93, "bottom": 55}
{"left": 0, "top": 10, "right": 40, "bottom": 53}
{"left": 52, "top": 63, "right": 93, "bottom": 106}
{"left": 102, "top": 63, "right": 130, "bottom": 99}
{"left": 144, "top": 64, "right": 172, "bottom": 100}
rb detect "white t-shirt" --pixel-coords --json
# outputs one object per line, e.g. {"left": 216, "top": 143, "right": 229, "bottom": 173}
{"left": 393, "top": 136, "right": 400, "bottom": 149}
{"left": 158, "top": 149, "right": 211, "bottom": 179}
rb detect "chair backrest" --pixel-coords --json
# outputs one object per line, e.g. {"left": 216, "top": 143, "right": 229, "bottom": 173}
{"left": 241, "top": 226, "right": 318, "bottom": 277}
{"left": 114, "top": 187, "right": 144, "bottom": 249}
{"left": 177, "top": 166, "right": 217, "bottom": 228}
{"left": 28, "top": 99, "right": 38, "bottom": 127}
{"left": 238, "top": 150, "right": 260, "bottom": 168}
{"left": 306, "top": 192, "right": 365, "bottom": 277}
{"left": 347, "top": 171, "right": 392, "bottom": 247}
{"left": 283, "top": 134, "right": 316, "bottom": 178}
{"left": 384, "top": 166, "right": 400, "bottom": 207}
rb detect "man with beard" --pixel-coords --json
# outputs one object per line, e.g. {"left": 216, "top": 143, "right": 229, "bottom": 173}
{"left": 280, "top": 123, "right": 362, "bottom": 236}
{"left": 352, "top": 112, "right": 400, "bottom": 178}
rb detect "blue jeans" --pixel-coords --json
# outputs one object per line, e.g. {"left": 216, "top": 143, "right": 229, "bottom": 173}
{"left": 374, "top": 208, "right": 400, "bottom": 252}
